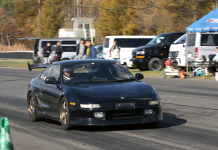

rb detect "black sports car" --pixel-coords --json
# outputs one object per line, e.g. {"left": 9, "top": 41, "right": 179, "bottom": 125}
{"left": 27, "top": 60, "right": 163, "bottom": 129}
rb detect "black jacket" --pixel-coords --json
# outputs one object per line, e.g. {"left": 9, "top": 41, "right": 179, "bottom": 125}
{"left": 43, "top": 46, "right": 51, "bottom": 57}
{"left": 55, "top": 46, "right": 63, "bottom": 57}
{"left": 76, "top": 44, "right": 80, "bottom": 55}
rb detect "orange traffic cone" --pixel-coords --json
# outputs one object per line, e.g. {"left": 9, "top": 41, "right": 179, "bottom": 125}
{"left": 180, "top": 70, "right": 187, "bottom": 79}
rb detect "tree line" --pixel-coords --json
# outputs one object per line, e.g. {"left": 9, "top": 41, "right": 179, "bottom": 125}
{"left": 0, "top": 0, "right": 216, "bottom": 46}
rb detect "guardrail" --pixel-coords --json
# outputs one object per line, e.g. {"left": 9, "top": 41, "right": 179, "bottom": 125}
{"left": 0, "top": 51, "right": 33, "bottom": 59}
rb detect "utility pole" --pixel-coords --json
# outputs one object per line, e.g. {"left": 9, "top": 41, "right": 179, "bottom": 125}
{"left": 77, "top": 0, "right": 79, "bottom": 17}
{"left": 79, "top": 0, "right": 83, "bottom": 17}
{"left": 38, "top": 0, "right": 41, "bottom": 38}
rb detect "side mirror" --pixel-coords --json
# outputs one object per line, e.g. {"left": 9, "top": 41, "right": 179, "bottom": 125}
{"left": 135, "top": 73, "right": 144, "bottom": 80}
{"left": 45, "top": 77, "right": 57, "bottom": 84}
{"left": 183, "top": 43, "right": 186, "bottom": 48}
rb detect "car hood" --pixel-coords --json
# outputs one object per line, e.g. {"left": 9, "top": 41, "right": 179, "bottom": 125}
{"left": 64, "top": 81, "right": 159, "bottom": 103}
{"left": 133, "top": 45, "right": 159, "bottom": 52}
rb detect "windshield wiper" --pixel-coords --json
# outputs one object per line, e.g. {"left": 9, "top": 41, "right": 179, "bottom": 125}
{"left": 74, "top": 80, "right": 109, "bottom": 84}
{"left": 110, "top": 78, "right": 136, "bottom": 82}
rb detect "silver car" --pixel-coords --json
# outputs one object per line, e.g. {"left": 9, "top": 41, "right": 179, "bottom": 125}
{"left": 50, "top": 45, "right": 77, "bottom": 62}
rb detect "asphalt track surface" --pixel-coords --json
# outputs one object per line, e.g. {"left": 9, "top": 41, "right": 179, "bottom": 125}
{"left": 0, "top": 67, "right": 218, "bottom": 150}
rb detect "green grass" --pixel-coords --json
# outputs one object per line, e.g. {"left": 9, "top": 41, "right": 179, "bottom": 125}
{"left": 0, "top": 58, "right": 31, "bottom": 61}
{"left": 190, "top": 73, "right": 215, "bottom": 80}
{"left": 129, "top": 69, "right": 164, "bottom": 77}
{"left": 0, "top": 58, "right": 33, "bottom": 69}
{"left": 129, "top": 68, "right": 215, "bottom": 80}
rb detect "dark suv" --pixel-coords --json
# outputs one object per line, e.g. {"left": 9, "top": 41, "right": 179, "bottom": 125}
{"left": 132, "top": 32, "right": 184, "bottom": 71}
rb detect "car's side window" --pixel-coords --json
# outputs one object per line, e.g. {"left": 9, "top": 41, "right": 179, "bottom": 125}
{"left": 165, "top": 36, "right": 179, "bottom": 45}
{"left": 47, "top": 65, "right": 61, "bottom": 81}
{"left": 40, "top": 67, "right": 50, "bottom": 80}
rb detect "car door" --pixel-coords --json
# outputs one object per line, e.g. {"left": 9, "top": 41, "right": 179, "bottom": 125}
{"left": 40, "top": 64, "right": 62, "bottom": 117}
{"left": 33, "top": 66, "right": 51, "bottom": 112}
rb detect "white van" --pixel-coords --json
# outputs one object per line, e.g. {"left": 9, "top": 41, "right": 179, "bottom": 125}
{"left": 103, "top": 36, "right": 155, "bottom": 67}
{"left": 34, "top": 38, "right": 80, "bottom": 63}
{"left": 169, "top": 33, "right": 218, "bottom": 67}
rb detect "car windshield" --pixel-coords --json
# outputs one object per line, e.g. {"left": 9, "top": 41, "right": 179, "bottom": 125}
{"left": 174, "top": 34, "right": 186, "bottom": 44}
{"left": 146, "top": 34, "right": 165, "bottom": 46}
{"left": 62, "top": 61, "right": 135, "bottom": 85}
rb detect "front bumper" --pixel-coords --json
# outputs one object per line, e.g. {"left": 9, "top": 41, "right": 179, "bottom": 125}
{"left": 131, "top": 58, "right": 149, "bottom": 69}
{"left": 69, "top": 105, "right": 163, "bottom": 126}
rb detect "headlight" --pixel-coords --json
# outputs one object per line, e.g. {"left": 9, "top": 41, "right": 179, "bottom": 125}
{"left": 80, "top": 104, "right": 101, "bottom": 109}
{"left": 136, "top": 51, "right": 146, "bottom": 55}
{"left": 149, "top": 101, "right": 160, "bottom": 105}
{"left": 144, "top": 109, "right": 153, "bottom": 115}
{"left": 93, "top": 112, "right": 105, "bottom": 118}
{"left": 149, "top": 87, "right": 161, "bottom": 105}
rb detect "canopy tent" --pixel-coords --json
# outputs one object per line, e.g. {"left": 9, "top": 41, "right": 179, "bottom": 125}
{"left": 185, "top": 8, "right": 218, "bottom": 73}
{"left": 186, "top": 8, "right": 218, "bottom": 33}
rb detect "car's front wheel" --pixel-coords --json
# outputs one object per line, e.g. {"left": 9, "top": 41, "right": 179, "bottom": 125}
{"left": 59, "top": 98, "right": 71, "bottom": 130}
{"left": 148, "top": 57, "right": 163, "bottom": 71}
{"left": 27, "top": 93, "right": 39, "bottom": 122}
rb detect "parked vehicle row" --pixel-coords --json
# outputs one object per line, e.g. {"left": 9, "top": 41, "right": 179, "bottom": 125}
{"left": 102, "top": 32, "right": 218, "bottom": 71}
{"left": 28, "top": 31, "right": 218, "bottom": 71}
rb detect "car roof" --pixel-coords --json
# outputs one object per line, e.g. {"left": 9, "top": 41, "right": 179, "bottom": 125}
{"left": 158, "top": 32, "right": 185, "bottom": 36}
{"left": 53, "top": 59, "right": 116, "bottom": 65}
{"left": 105, "top": 35, "right": 156, "bottom": 38}
{"left": 40, "top": 38, "right": 80, "bottom": 40}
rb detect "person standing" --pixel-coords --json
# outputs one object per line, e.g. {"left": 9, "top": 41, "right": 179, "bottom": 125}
{"left": 85, "top": 40, "right": 97, "bottom": 59}
{"left": 110, "top": 40, "right": 120, "bottom": 63}
{"left": 76, "top": 39, "right": 85, "bottom": 59}
{"left": 43, "top": 42, "right": 51, "bottom": 64}
{"left": 212, "top": 47, "right": 218, "bottom": 61}
{"left": 55, "top": 41, "right": 63, "bottom": 61}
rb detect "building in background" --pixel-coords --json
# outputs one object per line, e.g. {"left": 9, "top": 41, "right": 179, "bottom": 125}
{"left": 59, "top": 17, "right": 95, "bottom": 42}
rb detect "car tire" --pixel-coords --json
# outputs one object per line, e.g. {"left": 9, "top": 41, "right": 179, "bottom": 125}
{"left": 148, "top": 57, "right": 163, "bottom": 71}
{"left": 27, "top": 93, "right": 39, "bottom": 122}
{"left": 59, "top": 97, "right": 71, "bottom": 130}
